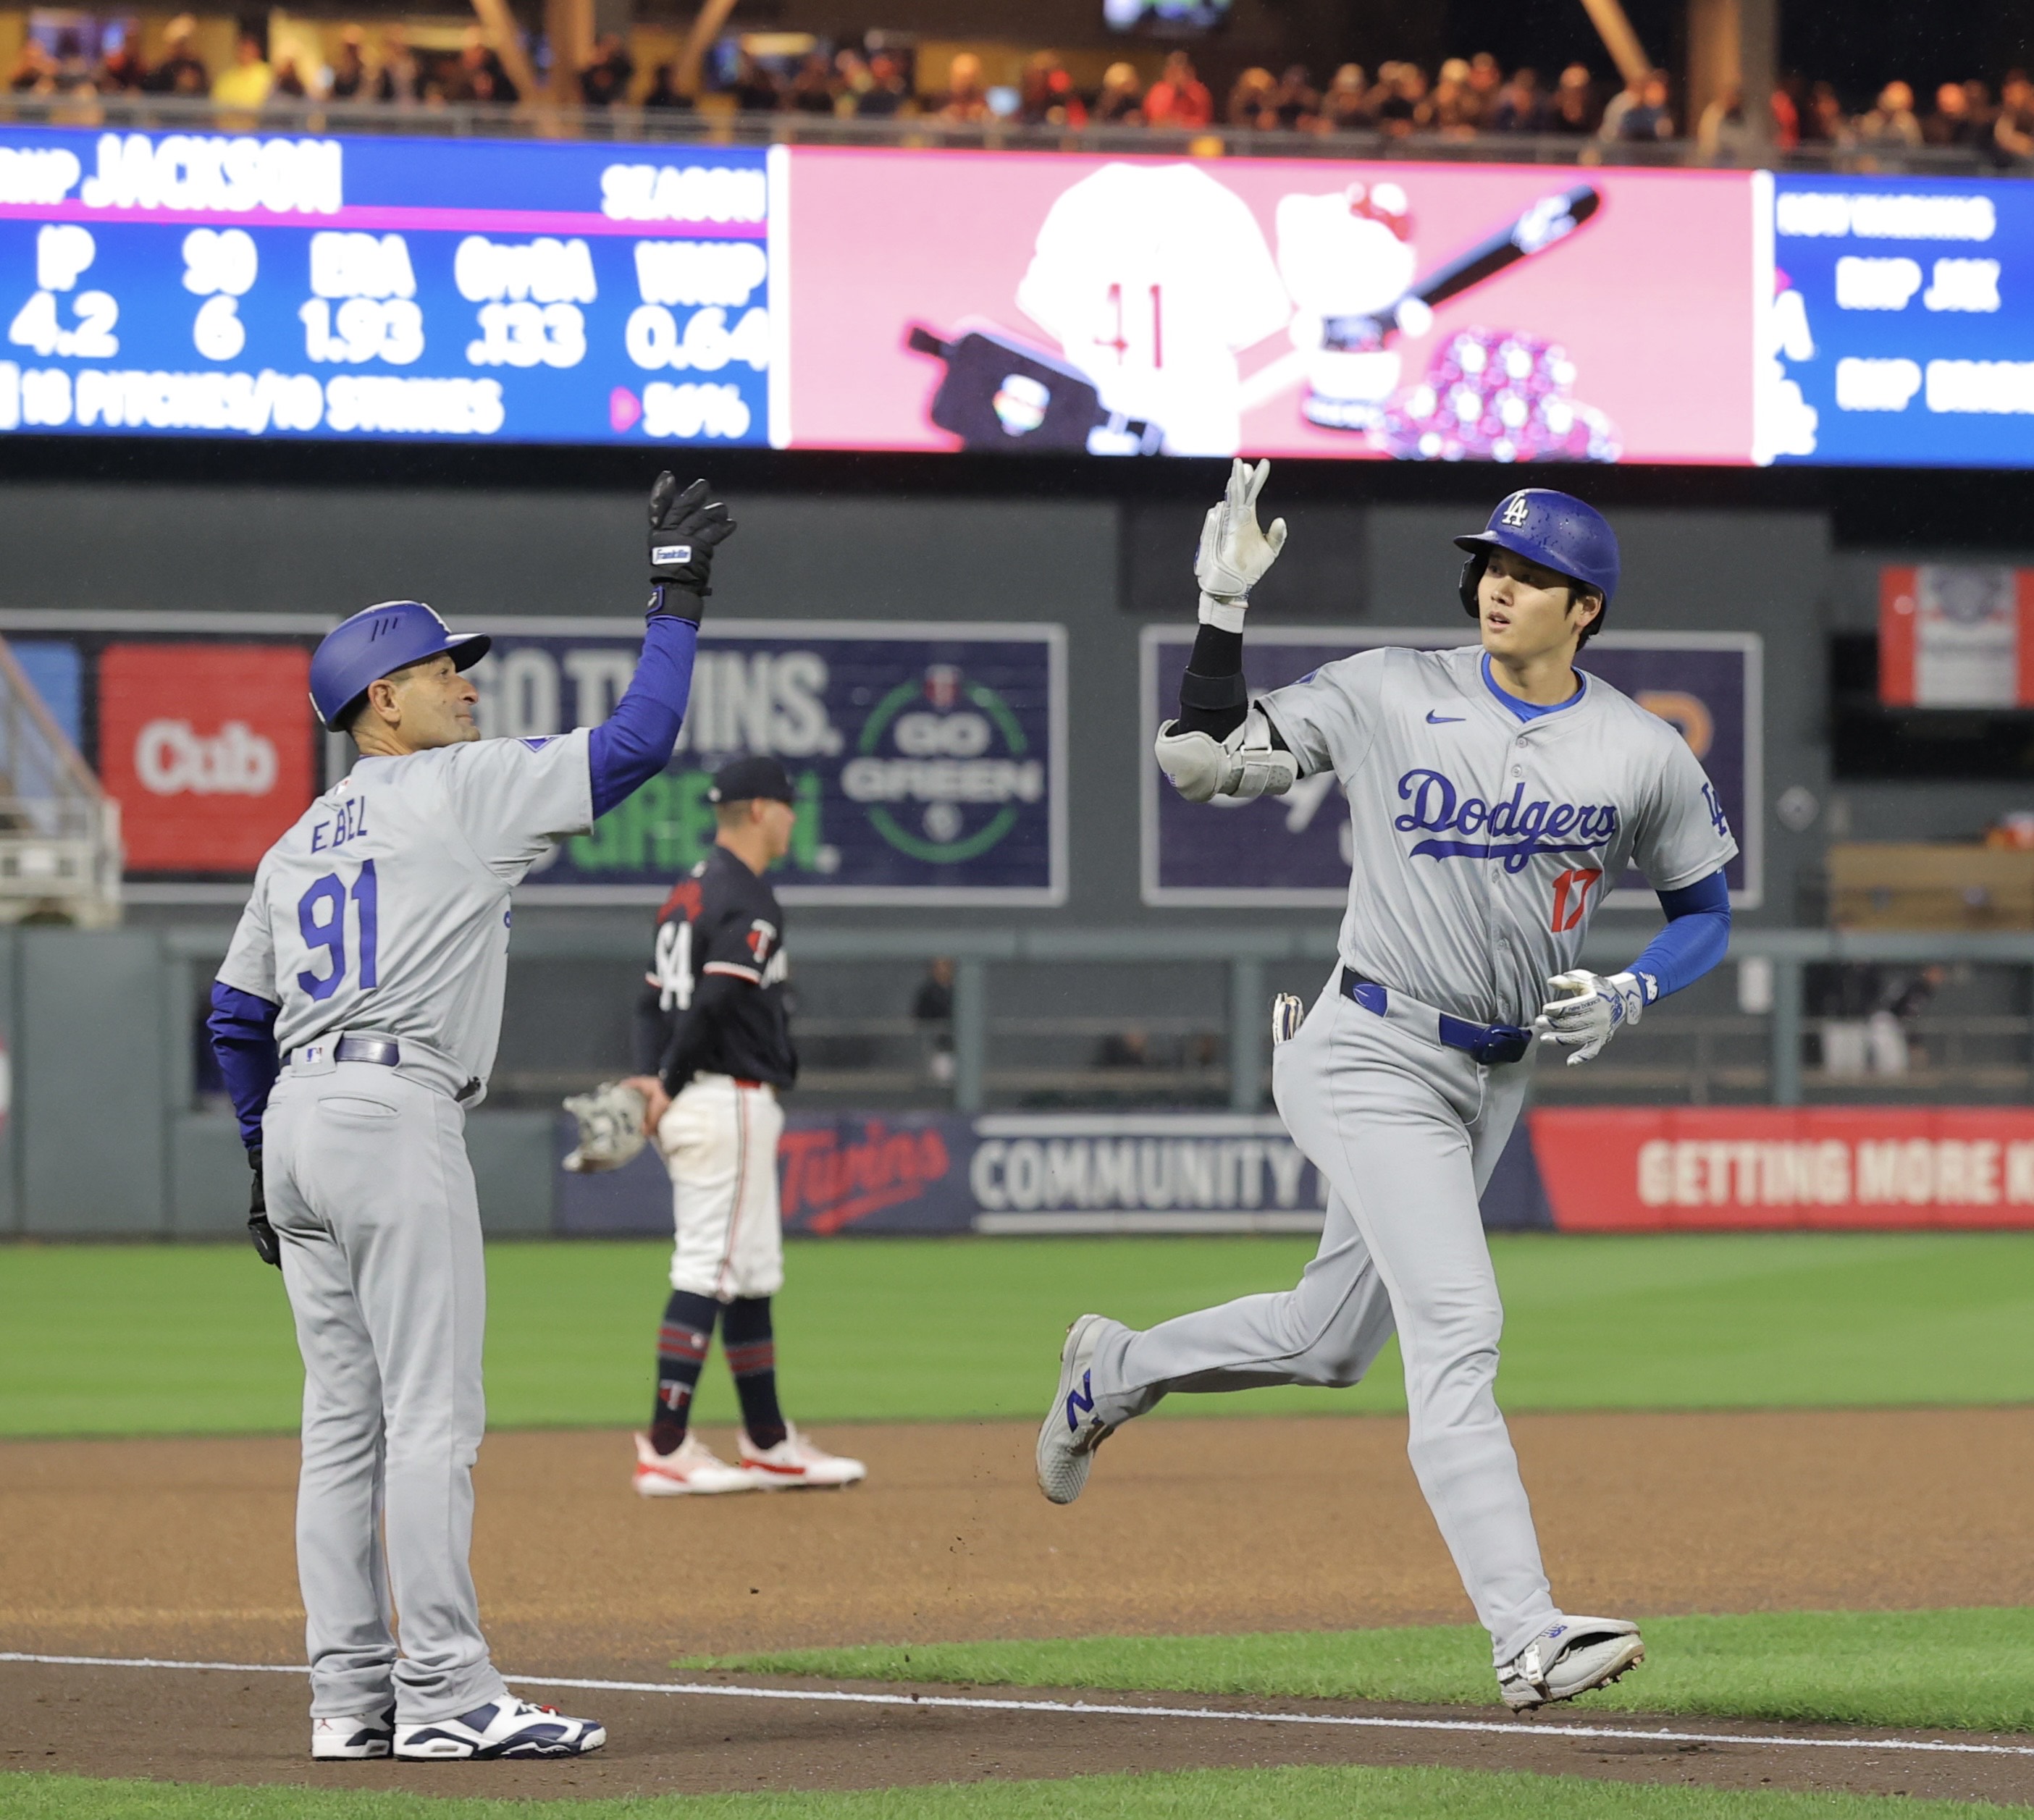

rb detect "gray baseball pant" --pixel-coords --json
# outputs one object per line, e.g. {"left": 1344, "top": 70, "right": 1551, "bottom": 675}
{"left": 263, "top": 1049, "right": 509, "bottom": 1724}
{"left": 1085, "top": 974, "right": 1558, "bottom": 1666}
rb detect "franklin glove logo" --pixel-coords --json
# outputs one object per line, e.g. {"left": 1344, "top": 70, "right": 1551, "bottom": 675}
{"left": 133, "top": 718, "right": 279, "bottom": 797}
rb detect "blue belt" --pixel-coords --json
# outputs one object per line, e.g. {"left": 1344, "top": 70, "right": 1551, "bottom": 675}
{"left": 1339, "top": 967, "right": 1533, "bottom": 1067}
{"left": 332, "top": 1033, "right": 483, "bottom": 1102}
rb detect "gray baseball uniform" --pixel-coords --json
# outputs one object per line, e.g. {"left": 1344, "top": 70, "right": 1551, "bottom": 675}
{"left": 1087, "top": 644, "right": 1736, "bottom": 1666}
{"left": 217, "top": 730, "right": 592, "bottom": 1723}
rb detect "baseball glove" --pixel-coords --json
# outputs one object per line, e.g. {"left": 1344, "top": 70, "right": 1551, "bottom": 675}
{"left": 562, "top": 1080, "right": 650, "bottom": 1174}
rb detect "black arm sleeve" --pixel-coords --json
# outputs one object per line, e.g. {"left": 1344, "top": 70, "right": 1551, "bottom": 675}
{"left": 1174, "top": 623, "right": 1290, "bottom": 750}
{"left": 1176, "top": 624, "right": 1248, "bottom": 738}
{"left": 631, "top": 979, "right": 671, "bottom": 1076}
{"left": 659, "top": 972, "right": 744, "bottom": 1095}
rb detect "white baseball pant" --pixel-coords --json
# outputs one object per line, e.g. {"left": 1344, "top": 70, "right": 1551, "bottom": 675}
{"left": 658, "top": 1072, "right": 786, "bottom": 1300}
{"left": 1085, "top": 970, "right": 1558, "bottom": 1667}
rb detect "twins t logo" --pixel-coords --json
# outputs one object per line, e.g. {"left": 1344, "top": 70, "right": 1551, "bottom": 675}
{"left": 1499, "top": 494, "right": 1532, "bottom": 528}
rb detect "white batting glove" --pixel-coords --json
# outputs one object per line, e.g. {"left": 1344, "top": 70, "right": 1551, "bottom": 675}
{"left": 1534, "top": 969, "right": 1647, "bottom": 1066}
{"left": 1195, "top": 458, "right": 1287, "bottom": 624}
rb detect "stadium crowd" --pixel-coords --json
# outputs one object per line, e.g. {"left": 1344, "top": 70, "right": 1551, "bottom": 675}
{"left": 8, "top": 17, "right": 2033, "bottom": 163}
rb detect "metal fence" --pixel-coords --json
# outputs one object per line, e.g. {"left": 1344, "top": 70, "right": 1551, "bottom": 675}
{"left": 2, "top": 92, "right": 2024, "bottom": 178}
{"left": 167, "top": 923, "right": 2034, "bottom": 1119}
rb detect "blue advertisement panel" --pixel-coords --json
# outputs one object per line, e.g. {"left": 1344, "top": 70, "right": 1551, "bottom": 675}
{"left": 474, "top": 617, "right": 1066, "bottom": 904}
{"left": 1763, "top": 172, "right": 2034, "bottom": 468}
{"left": 1139, "top": 626, "right": 1761, "bottom": 907}
{"left": 0, "top": 126, "right": 777, "bottom": 445}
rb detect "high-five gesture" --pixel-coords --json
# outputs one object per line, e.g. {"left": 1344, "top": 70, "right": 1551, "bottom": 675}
{"left": 648, "top": 473, "right": 737, "bottom": 620}
{"left": 1194, "top": 458, "right": 1287, "bottom": 610}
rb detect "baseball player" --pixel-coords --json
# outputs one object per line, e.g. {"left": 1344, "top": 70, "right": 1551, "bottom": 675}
{"left": 1038, "top": 463, "right": 1735, "bottom": 1712}
{"left": 621, "top": 754, "right": 865, "bottom": 1496}
{"left": 205, "top": 473, "right": 733, "bottom": 1761}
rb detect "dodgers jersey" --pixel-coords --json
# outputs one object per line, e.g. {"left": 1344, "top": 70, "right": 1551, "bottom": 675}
{"left": 1259, "top": 645, "right": 1737, "bottom": 1029}
{"left": 217, "top": 731, "right": 594, "bottom": 1098}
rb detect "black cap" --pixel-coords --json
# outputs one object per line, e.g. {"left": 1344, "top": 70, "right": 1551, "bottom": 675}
{"left": 709, "top": 755, "right": 796, "bottom": 805}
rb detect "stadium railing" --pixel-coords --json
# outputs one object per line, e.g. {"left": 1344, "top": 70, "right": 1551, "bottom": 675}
{"left": 1, "top": 91, "right": 2022, "bottom": 177}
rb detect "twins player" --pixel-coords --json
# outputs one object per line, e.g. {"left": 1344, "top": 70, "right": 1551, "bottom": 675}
{"left": 1038, "top": 463, "right": 1734, "bottom": 1711}
{"left": 206, "top": 473, "right": 731, "bottom": 1761}
{"left": 623, "top": 754, "right": 865, "bottom": 1496}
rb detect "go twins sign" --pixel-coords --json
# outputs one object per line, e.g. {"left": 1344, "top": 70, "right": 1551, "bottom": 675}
{"left": 472, "top": 617, "right": 1066, "bottom": 904}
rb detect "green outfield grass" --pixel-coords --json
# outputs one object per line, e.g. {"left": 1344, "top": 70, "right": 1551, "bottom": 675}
{"left": 1, "top": 1767, "right": 2019, "bottom": 1820}
{"left": 4, "top": 1231, "right": 2033, "bottom": 1438}
{"left": 682, "top": 1607, "right": 2034, "bottom": 1735}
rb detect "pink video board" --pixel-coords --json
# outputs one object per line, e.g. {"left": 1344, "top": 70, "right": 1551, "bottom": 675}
{"left": 781, "top": 149, "right": 1756, "bottom": 465}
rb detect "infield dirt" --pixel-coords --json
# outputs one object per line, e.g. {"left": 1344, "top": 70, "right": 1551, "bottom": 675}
{"left": 7, "top": 1408, "right": 2034, "bottom": 1803}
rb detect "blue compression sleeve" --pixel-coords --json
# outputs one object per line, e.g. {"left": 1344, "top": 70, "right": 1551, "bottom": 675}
{"left": 207, "top": 980, "right": 280, "bottom": 1148}
{"left": 588, "top": 615, "right": 699, "bottom": 818}
{"left": 1627, "top": 869, "right": 1731, "bottom": 1003}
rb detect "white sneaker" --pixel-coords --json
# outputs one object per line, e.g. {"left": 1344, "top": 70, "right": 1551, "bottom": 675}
{"left": 1035, "top": 1313, "right": 1117, "bottom": 1505}
{"left": 311, "top": 1709, "right": 393, "bottom": 1759}
{"left": 1499, "top": 1617, "right": 1644, "bottom": 1711}
{"left": 736, "top": 1423, "right": 867, "bottom": 1488}
{"left": 633, "top": 1431, "right": 753, "bottom": 1496}
{"left": 393, "top": 1697, "right": 605, "bottom": 1760}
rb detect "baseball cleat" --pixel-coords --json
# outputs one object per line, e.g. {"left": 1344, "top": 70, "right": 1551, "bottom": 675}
{"left": 1035, "top": 1313, "right": 1117, "bottom": 1505}
{"left": 632, "top": 1431, "right": 753, "bottom": 1496}
{"left": 736, "top": 1423, "right": 867, "bottom": 1488}
{"left": 311, "top": 1709, "right": 394, "bottom": 1759}
{"left": 393, "top": 1698, "right": 605, "bottom": 1760}
{"left": 1497, "top": 1617, "right": 1644, "bottom": 1711}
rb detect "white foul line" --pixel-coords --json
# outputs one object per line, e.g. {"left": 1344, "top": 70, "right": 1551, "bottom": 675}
{"left": 4, "top": 1651, "right": 2032, "bottom": 1762}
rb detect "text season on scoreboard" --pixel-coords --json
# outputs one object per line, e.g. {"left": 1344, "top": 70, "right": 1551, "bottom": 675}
{"left": 0, "top": 127, "right": 779, "bottom": 444}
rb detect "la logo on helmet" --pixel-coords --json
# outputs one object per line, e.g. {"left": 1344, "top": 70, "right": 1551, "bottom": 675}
{"left": 1500, "top": 494, "right": 1532, "bottom": 528}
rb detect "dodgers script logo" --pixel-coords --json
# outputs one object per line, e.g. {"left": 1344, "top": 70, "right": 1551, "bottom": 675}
{"left": 1393, "top": 768, "right": 1618, "bottom": 873}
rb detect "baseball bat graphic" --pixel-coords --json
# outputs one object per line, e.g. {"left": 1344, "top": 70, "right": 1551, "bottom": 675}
{"left": 1238, "top": 182, "right": 1603, "bottom": 414}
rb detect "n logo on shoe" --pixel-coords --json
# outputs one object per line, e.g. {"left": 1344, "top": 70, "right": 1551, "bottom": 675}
{"left": 1064, "top": 1370, "right": 1096, "bottom": 1433}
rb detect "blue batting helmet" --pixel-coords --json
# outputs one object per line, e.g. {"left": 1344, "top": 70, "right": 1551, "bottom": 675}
{"left": 310, "top": 601, "right": 491, "bottom": 733}
{"left": 1453, "top": 489, "right": 1620, "bottom": 623}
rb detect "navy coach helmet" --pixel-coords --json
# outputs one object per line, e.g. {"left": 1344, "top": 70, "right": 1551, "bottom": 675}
{"left": 310, "top": 600, "right": 492, "bottom": 732}
{"left": 1453, "top": 489, "right": 1620, "bottom": 630}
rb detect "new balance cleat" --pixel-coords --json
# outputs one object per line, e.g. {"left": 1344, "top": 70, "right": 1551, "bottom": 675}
{"left": 1035, "top": 1313, "right": 1118, "bottom": 1505}
{"left": 1498, "top": 1617, "right": 1644, "bottom": 1711}
{"left": 393, "top": 1698, "right": 606, "bottom": 1760}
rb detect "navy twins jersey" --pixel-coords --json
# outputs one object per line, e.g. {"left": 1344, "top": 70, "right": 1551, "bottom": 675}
{"left": 636, "top": 843, "right": 797, "bottom": 1090}
{"left": 1259, "top": 645, "right": 1736, "bottom": 1029}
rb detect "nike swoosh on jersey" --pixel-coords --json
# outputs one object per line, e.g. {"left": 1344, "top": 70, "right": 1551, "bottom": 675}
{"left": 1425, "top": 711, "right": 1466, "bottom": 723}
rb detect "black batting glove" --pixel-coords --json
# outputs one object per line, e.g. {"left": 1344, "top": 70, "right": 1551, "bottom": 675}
{"left": 647, "top": 472, "right": 736, "bottom": 623}
{"left": 247, "top": 1145, "right": 280, "bottom": 1269}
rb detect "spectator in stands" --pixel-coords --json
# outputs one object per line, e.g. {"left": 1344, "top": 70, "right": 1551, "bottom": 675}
{"left": 327, "top": 26, "right": 369, "bottom": 99}
{"left": 1429, "top": 56, "right": 1478, "bottom": 135}
{"left": 1371, "top": 61, "right": 1431, "bottom": 135}
{"left": 833, "top": 47, "right": 871, "bottom": 111}
{"left": 643, "top": 62, "right": 689, "bottom": 111}
{"left": 1266, "top": 64, "right": 1318, "bottom": 130}
{"left": 213, "top": 28, "right": 274, "bottom": 108}
{"left": 98, "top": 29, "right": 145, "bottom": 90}
{"left": 1547, "top": 62, "right": 1595, "bottom": 132}
{"left": 1603, "top": 67, "right": 1672, "bottom": 140}
{"left": 1770, "top": 74, "right": 1802, "bottom": 147}
{"left": 1227, "top": 65, "right": 1275, "bottom": 129}
{"left": 937, "top": 51, "right": 989, "bottom": 123}
{"left": 1096, "top": 1027, "right": 1150, "bottom": 1069}
{"left": 1922, "top": 80, "right": 1975, "bottom": 146}
{"left": 1017, "top": 51, "right": 1085, "bottom": 126}
{"left": 1094, "top": 60, "right": 1143, "bottom": 125}
{"left": 8, "top": 39, "right": 54, "bottom": 93}
{"left": 730, "top": 51, "right": 781, "bottom": 112}
{"left": 1697, "top": 83, "right": 1756, "bottom": 161}
{"left": 272, "top": 54, "right": 311, "bottom": 99}
{"left": 579, "top": 34, "right": 633, "bottom": 108}
{"left": 1144, "top": 50, "right": 1213, "bottom": 127}
{"left": 1463, "top": 51, "right": 1502, "bottom": 127}
{"left": 1993, "top": 71, "right": 2034, "bottom": 164}
{"left": 374, "top": 24, "right": 421, "bottom": 103}
{"left": 1854, "top": 80, "right": 1922, "bottom": 147}
{"left": 857, "top": 49, "right": 911, "bottom": 117}
{"left": 141, "top": 14, "right": 208, "bottom": 96}
{"left": 786, "top": 51, "right": 837, "bottom": 114}
{"left": 1795, "top": 79, "right": 1846, "bottom": 143}
{"left": 1318, "top": 62, "right": 1368, "bottom": 132}
{"left": 1595, "top": 67, "right": 1642, "bottom": 139}
{"left": 1488, "top": 65, "right": 1544, "bottom": 132}
{"left": 1963, "top": 79, "right": 1997, "bottom": 141}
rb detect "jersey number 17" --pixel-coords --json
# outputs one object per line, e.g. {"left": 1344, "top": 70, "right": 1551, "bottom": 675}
{"left": 298, "top": 862, "right": 379, "bottom": 1001}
